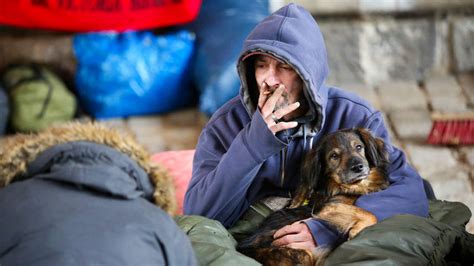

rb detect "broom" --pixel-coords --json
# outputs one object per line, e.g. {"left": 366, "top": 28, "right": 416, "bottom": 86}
{"left": 427, "top": 112, "right": 474, "bottom": 145}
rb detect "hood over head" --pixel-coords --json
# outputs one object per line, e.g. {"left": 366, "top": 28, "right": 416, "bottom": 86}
{"left": 0, "top": 122, "right": 176, "bottom": 214}
{"left": 238, "top": 3, "right": 329, "bottom": 131}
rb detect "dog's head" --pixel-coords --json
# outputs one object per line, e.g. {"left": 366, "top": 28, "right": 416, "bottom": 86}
{"left": 290, "top": 128, "right": 390, "bottom": 207}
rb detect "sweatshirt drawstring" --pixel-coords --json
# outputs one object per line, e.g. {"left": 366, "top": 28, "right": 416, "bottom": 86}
{"left": 302, "top": 126, "right": 315, "bottom": 152}
{"left": 303, "top": 126, "right": 307, "bottom": 151}
{"left": 301, "top": 126, "right": 315, "bottom": 168}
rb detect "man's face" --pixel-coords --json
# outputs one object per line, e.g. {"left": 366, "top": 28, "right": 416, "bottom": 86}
{"left": 254, "top": 54, "right": 304, "bottom": 114}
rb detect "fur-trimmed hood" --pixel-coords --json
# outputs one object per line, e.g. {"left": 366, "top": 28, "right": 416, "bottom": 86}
{"left": 0, "top": 122, "right": 176, "bottom": 214}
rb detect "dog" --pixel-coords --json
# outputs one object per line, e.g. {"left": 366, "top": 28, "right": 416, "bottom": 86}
{"left": 237, "top": 128, "right": 390, "bottom": 265}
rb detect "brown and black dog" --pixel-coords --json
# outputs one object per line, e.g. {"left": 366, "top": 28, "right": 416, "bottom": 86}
{"left": 237, "top": 128, "right": 390, "bottom": 265}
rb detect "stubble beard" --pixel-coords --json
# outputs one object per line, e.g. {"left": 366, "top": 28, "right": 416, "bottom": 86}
{"left": 273, "top": 93, "right": 308, "bottom": 121}
{"left": 273, "top": 93, "right": 290, "bottom": 112}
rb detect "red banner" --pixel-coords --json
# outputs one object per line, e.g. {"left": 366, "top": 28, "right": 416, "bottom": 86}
{"left": 0, "top": 0, "right": 201, "bottom": 32}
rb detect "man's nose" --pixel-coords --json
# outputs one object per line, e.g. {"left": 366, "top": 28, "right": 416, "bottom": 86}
{"left": 264, "top": 68, "right": 281, "bottom": 88}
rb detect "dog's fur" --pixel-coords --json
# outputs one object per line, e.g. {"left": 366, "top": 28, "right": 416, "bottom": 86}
{"left": 237, "top": 128, "right": 390, "bottom": 265}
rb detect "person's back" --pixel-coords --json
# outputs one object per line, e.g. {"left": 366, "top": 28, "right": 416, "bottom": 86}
{"left": 0, "top": 123, "right": 197, "bottom": 266}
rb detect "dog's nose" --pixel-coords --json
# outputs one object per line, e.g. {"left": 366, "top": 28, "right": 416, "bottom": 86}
{"left": 350, "top": 163, "right": 365, "bottom": 173}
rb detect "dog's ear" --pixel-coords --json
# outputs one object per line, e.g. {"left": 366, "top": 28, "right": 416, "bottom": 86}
{"left": 356, "top": 128, "right": 389, "bottom": 170}
{"left": 289, "top": 147, "right": 323, "bottom": 208}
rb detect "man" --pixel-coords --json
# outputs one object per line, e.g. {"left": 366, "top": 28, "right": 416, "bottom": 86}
{"left": 184, "top": 3, "right": 429, "bottom": 250}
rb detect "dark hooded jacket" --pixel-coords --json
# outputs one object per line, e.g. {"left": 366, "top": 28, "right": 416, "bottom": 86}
{"left": 0, "top": 123, "right": 197, "bottom": 266}
{"left": 184, "top": 3, "right": 429, "bottom": 247}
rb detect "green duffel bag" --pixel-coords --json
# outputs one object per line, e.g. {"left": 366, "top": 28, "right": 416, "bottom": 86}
{"left": 1, "top": 64, "right": 77, "bottom": 132}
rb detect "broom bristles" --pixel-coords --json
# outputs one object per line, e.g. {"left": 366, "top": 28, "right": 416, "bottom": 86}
{"left": 428, "top": 113, "right": 474, "bottom": 145}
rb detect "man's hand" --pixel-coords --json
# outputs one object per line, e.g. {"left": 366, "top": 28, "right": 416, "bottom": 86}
{"left": 258, "top": 83, "right": 299, "bottom": 135}
{"left": 272, "top": 220, "right": 317, "bottom": 250}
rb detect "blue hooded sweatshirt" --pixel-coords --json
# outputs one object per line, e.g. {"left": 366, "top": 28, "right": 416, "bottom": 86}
{"left": 184, "top": 3, "right": 429, "bottom": 247}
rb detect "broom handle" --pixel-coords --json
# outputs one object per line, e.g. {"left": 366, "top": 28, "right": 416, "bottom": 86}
{"left": 431, "top": 112, "right": 474, "bottom": 121}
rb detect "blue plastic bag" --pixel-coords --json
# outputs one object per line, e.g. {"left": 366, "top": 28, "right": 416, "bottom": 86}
{"left": 74, "top": 30, "right": 195, "bottom": 118}
{"left": 191, "top": 0, "right": 269, "bottom": 116}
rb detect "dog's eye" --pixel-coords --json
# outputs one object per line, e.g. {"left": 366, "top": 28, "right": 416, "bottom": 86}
{"left": 356, "top": 144, "right": 363, "bottom": 151}
{"left": 329, "top": 153, "right": 339, "bottom": 161}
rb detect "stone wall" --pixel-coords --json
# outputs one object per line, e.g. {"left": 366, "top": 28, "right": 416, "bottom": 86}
{"left": 318, "top": 14, "right": 474, "bottom": 85}
{"left": 279, "top": 0, "right": 474, "bottom": 14}
{"left": 0, "top": 28, "right": 76, "bottom": 85}
{"left": 273, "top": 0, "right": 474, "bottom": 85}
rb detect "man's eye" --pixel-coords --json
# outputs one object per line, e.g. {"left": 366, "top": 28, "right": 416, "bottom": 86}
{"left": 280, "top": 65, "right": 292, "bottom": 70}
{"left": 356, "top": 145, "right": 363, "bottom": 151}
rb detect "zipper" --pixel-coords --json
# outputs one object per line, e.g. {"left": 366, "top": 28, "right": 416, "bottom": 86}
{"left": 280, "top": 146, "right": 288, "bottom": 187}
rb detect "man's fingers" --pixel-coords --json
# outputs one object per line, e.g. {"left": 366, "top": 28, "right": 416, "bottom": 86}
{"left": 272, "top": 222, "right": 316, "bottom": 249}
{"left": 273, "top": 101, "right": 300, "bottom": 119}
{"left": 270, "top": 121, "right": 298, "bottom": 133}
{"left": 285, "top": 241, "right": 315, "bottom": 251}
{"left": 257, "top": 82, "right": 269, "bottom": 110}
{"left": 264, "top": 101, "right": 299, "bottom": 126}
{"left": 261, "top": 84, "right": 285, "bottom": 115}
{"left": 272, "top": 228, "right": 312, "bottom": 247}
{"left": 273, "top": 222, "right": 305, "bottom": 239}
{"left": 258, "top": 83, "right": 300, "bottom": 135}
{"left": 272, "top": 233, "right": 305, "bottom": 246}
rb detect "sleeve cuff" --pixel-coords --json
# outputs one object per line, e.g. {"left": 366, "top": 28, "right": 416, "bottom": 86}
{"left": 303, "top": 218, "right": 345, "bottom": 247}
{"left": 242, "top": 109, "right": 287, "bottom": 161}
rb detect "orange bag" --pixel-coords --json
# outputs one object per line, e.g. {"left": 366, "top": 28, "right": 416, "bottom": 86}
{"left": 0, "top": 0, "right": 201, "bottom": 32}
